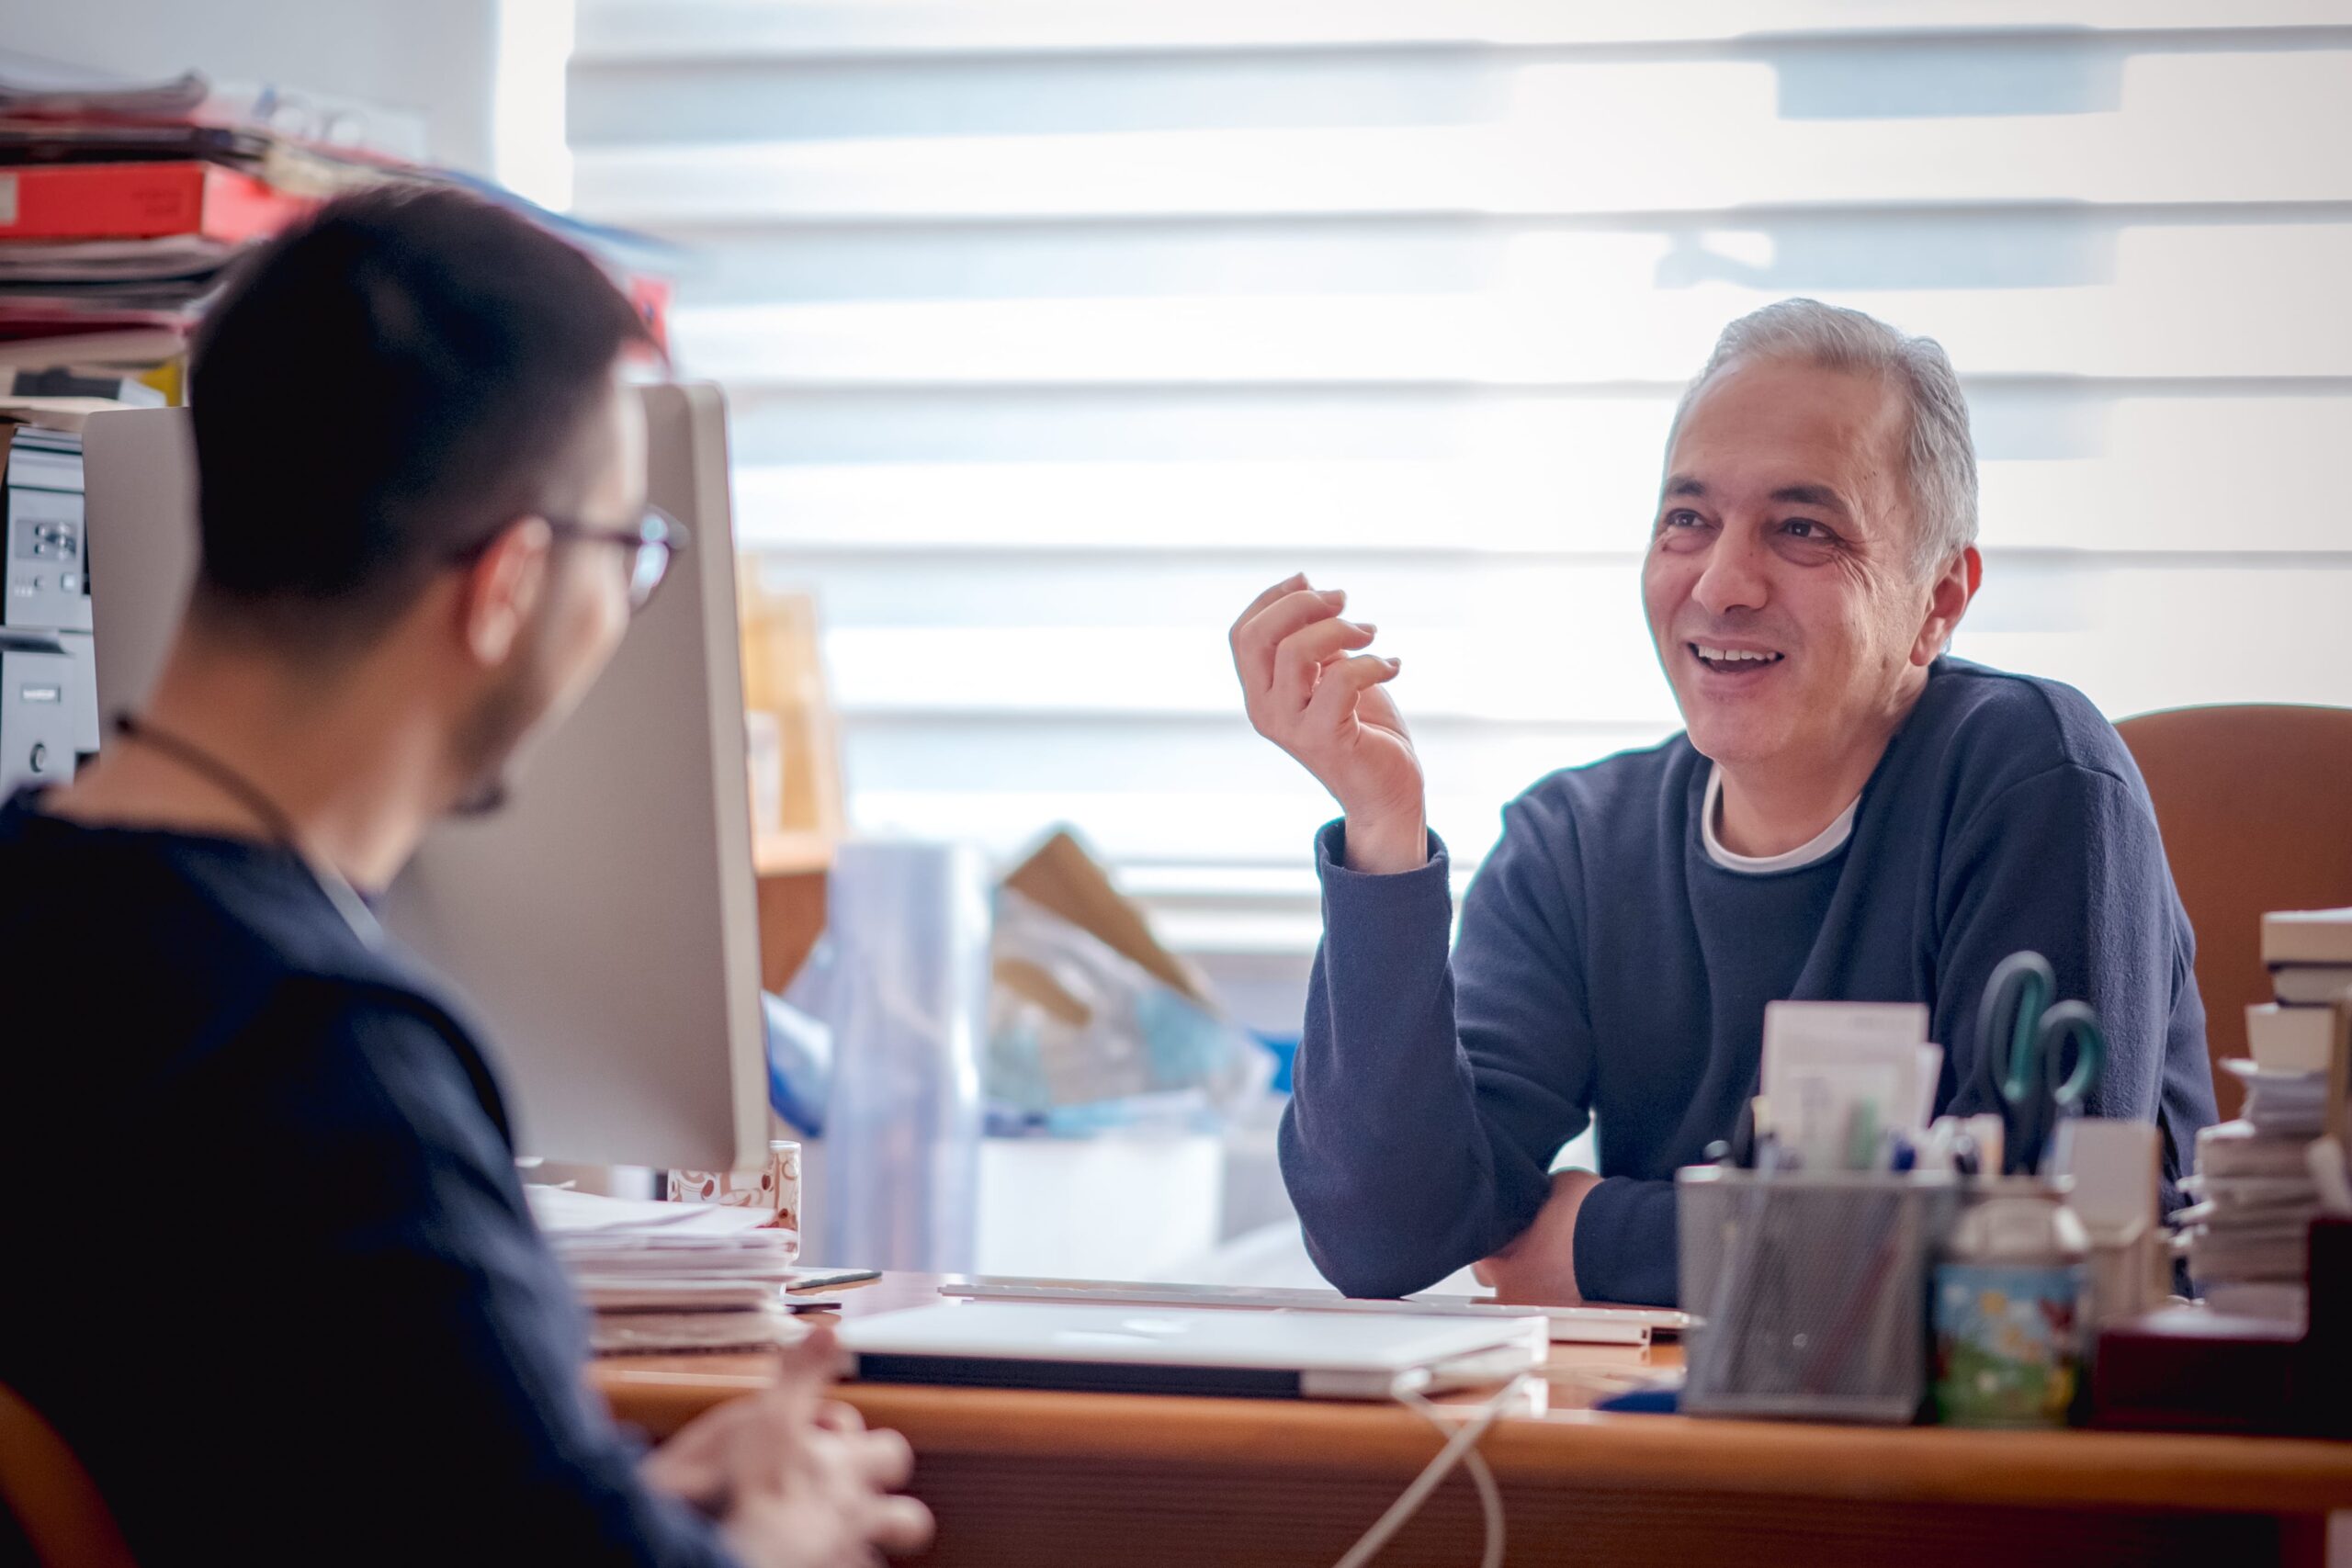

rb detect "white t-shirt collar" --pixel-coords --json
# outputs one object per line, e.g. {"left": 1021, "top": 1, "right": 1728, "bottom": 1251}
{"left": 1700, "top": 762, "right": 1860, "bottom": 874}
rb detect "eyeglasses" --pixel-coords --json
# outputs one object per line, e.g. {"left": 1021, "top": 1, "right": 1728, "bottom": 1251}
{"left": 544, "top": 507, "right": 690, "bottom": 611}
{"left": 453, "top": 506, "right": 690, "bottom": 612}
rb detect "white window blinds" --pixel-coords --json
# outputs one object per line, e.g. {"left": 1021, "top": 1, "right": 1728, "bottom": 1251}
{"left": 568, "top": 3, "right": 2352, "bottom": 974}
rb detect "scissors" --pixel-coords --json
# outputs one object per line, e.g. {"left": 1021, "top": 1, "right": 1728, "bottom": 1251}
{"left": 1973, "top": 950, "right": 2106, "bottom": 1176}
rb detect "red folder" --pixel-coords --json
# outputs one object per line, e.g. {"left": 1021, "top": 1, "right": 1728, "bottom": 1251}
{"left": 0, "top": 161, "right": 313, "bottom": 243}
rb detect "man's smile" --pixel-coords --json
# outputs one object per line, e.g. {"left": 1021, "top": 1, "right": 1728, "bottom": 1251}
{"left": 1689, "top": 641, "right": 1788, "bottom": 678}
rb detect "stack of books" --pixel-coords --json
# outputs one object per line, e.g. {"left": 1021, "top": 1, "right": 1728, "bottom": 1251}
{"left": 2180, "top": 1071, "right": 2331, "bottom": 1317}
{"left": 2176, "top": 908, "right": 2352, "bottom": 1322}
{"left": 526, "top": 1185, "right": 811, "bottom": 1355}
{"left": 2257, "top": 906, "right": 2352, "bottom": 1025}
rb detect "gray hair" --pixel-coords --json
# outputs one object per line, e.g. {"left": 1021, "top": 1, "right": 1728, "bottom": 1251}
{"left": 1668, "top": 299, "right": 1979, "bottom": 573}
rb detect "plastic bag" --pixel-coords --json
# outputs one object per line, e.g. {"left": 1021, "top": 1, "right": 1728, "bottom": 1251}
{"left": 988, "top": 886, "right": 1266, "bottom": 1130}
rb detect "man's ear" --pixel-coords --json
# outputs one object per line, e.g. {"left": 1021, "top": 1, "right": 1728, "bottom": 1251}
{"left": 1911, "top": 543, "right": 1982, "bottom": 666}
{"left": 458, "top": 517, "right": 555, "bottom": 669}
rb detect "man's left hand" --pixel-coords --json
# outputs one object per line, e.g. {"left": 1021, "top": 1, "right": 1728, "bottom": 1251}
{"left": 1474, "top": 1169, "right": 1602, "bottom": 1305}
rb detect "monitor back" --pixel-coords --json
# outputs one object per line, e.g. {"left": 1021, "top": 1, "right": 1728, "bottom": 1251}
{"left": 83, "top": 382, "right": 768, "bottom": 1171}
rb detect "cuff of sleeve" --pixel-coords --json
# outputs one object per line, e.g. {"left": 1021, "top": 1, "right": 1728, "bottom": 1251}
{"left": 1569, "top": 1176, "right": 1682, "bottom": 1308}
{"left": 1314, "top": 818, "right": 1450, "bottom": 886}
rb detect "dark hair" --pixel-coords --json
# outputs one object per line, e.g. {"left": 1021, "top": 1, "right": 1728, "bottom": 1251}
{"left": 188, "top": 184, "right": 654, "bottom": 649}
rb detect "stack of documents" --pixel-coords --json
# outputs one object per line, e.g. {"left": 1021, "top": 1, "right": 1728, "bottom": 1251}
{"left": 0, "top": 51, "right": 669, "bottom": 374}
{"left": 2179, "top": 908, "right": 2352, "bottom": 1321}
{"left": 526, "top": 1186, "right": 809, "bottom": 1354}
{"left": 2230, "top": 1061, "right": 2332, "bottom": 1141}
{"left": 2177, "top": 1066, "right": 2337, "bottom": 1316}
{"left": 0, "top": 53, "right": 209, "bottom": 117}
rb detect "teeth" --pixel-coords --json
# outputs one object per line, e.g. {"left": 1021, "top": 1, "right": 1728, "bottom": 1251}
{"left": 1695, "top": 645, "right": 1780, "bottom": 663}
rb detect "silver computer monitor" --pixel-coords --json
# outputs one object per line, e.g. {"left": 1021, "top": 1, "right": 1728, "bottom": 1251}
{"left": 82, "top": 382, "right": 769, "bottom": 1172}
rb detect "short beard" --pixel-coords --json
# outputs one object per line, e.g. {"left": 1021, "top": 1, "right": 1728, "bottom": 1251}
{"left": 447, "top": 614, "right": 560, "bottom": 819}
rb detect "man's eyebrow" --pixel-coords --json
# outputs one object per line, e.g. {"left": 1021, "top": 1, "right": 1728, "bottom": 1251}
{"left": 1664, "top": 474, "right": 1706, "bottom": 498}
{"left": 1770, "top": 482, "right": 1850, "bottom": 514}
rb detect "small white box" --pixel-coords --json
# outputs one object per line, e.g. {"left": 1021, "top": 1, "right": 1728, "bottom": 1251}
{"left": 2245, "top": 1002, "right": 2337, "bottom": 1074}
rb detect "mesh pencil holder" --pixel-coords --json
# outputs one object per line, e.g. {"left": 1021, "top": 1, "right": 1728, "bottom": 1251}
{"left": 1677, "top": 1168, "right": 1962, "bottom": 1424}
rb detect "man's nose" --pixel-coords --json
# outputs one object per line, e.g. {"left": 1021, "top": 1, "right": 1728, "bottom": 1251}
{"left": 1690, "top": 526, "right": 1770, "bottom": 618}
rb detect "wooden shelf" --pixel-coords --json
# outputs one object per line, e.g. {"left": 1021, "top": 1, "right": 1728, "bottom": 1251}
{"left": 752, "top": 829, "right": 834, "bottom": 879}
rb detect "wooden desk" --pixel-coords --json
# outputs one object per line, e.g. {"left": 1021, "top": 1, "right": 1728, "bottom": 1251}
{"left": 593, "top": 1275, "right": 2352, "bottom": 1568}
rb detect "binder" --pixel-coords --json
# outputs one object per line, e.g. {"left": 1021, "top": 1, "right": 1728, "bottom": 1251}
{"left": 0, "top": 160, "right": 311, "bottom": 243}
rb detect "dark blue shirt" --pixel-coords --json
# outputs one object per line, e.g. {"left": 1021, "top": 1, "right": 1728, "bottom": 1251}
{"left": 1281, "top": 658, "right": 2218, "bottom": 1306}
{"left": 0, "top": 798, "right": 735, "bottom": 1566}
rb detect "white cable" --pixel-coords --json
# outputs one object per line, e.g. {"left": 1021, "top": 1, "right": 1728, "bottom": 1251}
{"left": 1330, "top": 1373, "right": 1527, "bottom": 1568}
{"left": 1399, "top": 1385, "right": 1507, "bottom": 1568}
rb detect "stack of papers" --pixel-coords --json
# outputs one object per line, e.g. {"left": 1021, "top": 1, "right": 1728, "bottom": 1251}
{"left": 526, "top": 1186, "right": 809, "bottom": 1354}
{"left": 2177, "top": 1070, "right": 2340, "bottom": 1314}
{"left": 0, "top": 50, "right": 209, "bottom": 116}
{"left": 2231, "top": 1060, "right": 2332, "bottom": 1140}
{"left": 2177, "top": 908, "right": 2352, "bottom": 1321}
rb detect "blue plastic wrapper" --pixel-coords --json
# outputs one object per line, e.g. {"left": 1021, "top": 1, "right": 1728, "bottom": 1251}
{"left": 763, "top": 988, "right": 831, "bottom": 1137}
{"left": 987, "top": 886, "right": 1267, "bottom": 1132}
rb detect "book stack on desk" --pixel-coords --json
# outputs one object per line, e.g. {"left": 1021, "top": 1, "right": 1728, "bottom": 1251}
{"left": 2181, "top": 1083, "right": 2330, "bottom": 1319}
{"left": 2176, "top": 908, "right": 2352, "bottom": 1321}
{"left": 525, "top": 1186, "right": 811, "bottom": 1354}
{"left": 2257, "top": 907, "right": 2352, "bottom": 1023}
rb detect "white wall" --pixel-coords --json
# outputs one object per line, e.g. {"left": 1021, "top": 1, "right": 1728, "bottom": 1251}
{"left": 9, "top": 0, "right": 501, "bottom": 173}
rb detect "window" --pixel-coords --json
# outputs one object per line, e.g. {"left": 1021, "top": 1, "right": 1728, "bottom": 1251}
{"left": 568, "top": 3, "right": 2352, "bottom": 1020}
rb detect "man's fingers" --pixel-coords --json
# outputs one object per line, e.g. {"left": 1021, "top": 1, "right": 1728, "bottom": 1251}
{"left": 756, "top": 1327, "right": 834, "bottom": 1422}
{"left": 1234, "top": 587, "right": 1349, "bottom": 695}
{"left": 1230, "top": 572, "right": 1307, "bottom": 641}
{"left": 850, "top": 1427, "right": 917, "bottom": 1491}
{"left": 639, "top": 1422, "right": 733, "bottom": 1507}
{"left": 867, "top": 1495, "right": 936, "bottom": 1555}
{"left": 779, "top": 1321, "right": 840, "bottom": 1374}
{"left": 1303, "top": 653, "right": 1401, "bottom": 735}
{"left": 1355, "top": 680, "right": 1411, "bottom": 741}
{"left": 816, "top": 1400, "right": 865, "bottom": 1435}
{"left": 1269, "top": 616, "right": 1377, "bottom": 714}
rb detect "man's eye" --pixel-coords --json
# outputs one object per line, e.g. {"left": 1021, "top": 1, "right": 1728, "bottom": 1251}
{"left": 1664, "top": 510, "right": 1702, "bottom": 528}
{"left": 1783, "top": 518, "right": 1830, "bottom": 539}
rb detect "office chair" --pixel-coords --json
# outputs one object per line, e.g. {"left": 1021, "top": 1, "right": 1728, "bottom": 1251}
{"left": 0, "top": 1384, "right": 134, "bottom": 1568}
{"left": 2115, "top": 703, "right": 2352, "bottom": 1122}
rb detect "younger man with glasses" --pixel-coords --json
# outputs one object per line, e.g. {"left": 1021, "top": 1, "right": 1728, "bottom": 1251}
{"left": 0, "top": 189, "right": 928, "bottom": 1566}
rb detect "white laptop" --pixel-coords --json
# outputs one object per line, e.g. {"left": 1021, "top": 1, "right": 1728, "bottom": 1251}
{"left": 939, "top": 1277, "right": 1680, "bottom": 1345}
{"left": 836, "top": 1301, "right": 1546, "bottom": 1401}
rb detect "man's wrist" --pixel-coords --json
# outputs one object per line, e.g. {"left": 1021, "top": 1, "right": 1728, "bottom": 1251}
{"left": 1340, "top": 810, "right": 1428, "bottom": 875}
{"left": 1474, "top": 1169, "right": 1601, "bottom": 1305}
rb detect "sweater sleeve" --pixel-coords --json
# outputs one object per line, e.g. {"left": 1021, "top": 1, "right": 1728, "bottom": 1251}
{"left": 1565, "top": 1177, "right": 1680, "bottom": 1307}
{"left": 1931, "top": 761, "right": 2216, "bottom": 1202}
{"left": 1280, "top": 804, "right": 1597, "bottom": 1300}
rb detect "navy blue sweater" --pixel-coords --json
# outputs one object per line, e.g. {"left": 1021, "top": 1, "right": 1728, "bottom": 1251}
{"left": 1281, "top": 658, "right": 2218, "bottom": 1306}
{"left": 0, "top": 799, "right": 736, "bottom": 1566}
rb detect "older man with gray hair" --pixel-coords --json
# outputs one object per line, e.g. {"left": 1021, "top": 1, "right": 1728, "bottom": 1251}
{"left": 1229, "top": 298, "right": 2218, "bottom": 1307}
